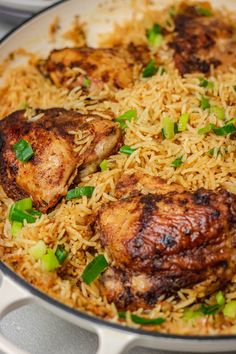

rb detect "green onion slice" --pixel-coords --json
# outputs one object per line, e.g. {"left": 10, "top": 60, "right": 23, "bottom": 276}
{"left": 81, "top": 255, "right": 108, "bottom": 285}
{"left": 198, "top": 123, "right": 215, "bottom": 135}
{"left": 83, "top": 77, "right": 91, "bottom": 88}
{"left": 223, "top": 301, "right": 236, "bottom": 318}
{"left": 30, "top": 240, "right": 47, "bottom": 260}
{"left": 162, "top": 117, "right": 175, "bottom": 139}
{"left": 13, "top": 139, "right": 34, "bottom": 162}
{"left": 226, "top": 117, "right": 236, "bottom": 125}
{"left": 28, "top": 209, "right": 42, "bottom": 217}
{"left": 199, "top": 96, "right": 210, "bottom": 110}
{"left": 199, "top": 303, "right": 221, "bottom": 315}
{"left": 171, "top": 156, "right": 183, "bottom": 168}
{"left": 11, "top": 221, "right": 22, "bottom": 238}
{"left": 210, "top": 106, "right": 225, "bottom": 120}
{"left": 199, "top": 77, "right": 214, "bottom": 89}
{"left": 119, "top": 145, "right": 136, "bottom": 155}
{"left": 216, "top": 291, "right": 225, "bottom": 306}
{"left": 146, "top": 23, "right": 163, "bottom": 47}
{"left": 9, "top": 204, "right": 36, "bottom": 224}
{"left": 115, "top": 109, "right": 137, "bottom": 129}
{"left": 66, "top": 186, "right": 95, "bottom": 201}
{"left": 55, "top": 245, "right": 68, "bottom": 264}
{"left": 100, "top": 160, "right": 108, "bottom": 172}
{"left": 142, "top": 59, "right": 158, "bottom": 78}
{"left": 196, "top": 6, "right": 212, "bottom": 16}
{"left": 183, "top": 307, "right": 202, "bottom": 321}
{"left": 178, "top": 113, "right": 189, "bottom": 132}
{"left": 207, "top": 147, "right": 221, "bottom": 157}
{"left": 213, "top": 123, "right": 236, "bottom": 136}
{"left": 41, "top": 249, "right": 60, "bottom": 272}
{"left": 119, "top": 312, "right": 165, "bottom": 325}
{"left": 21, "top": 101, "right": 29, "bottom": 109}
{"left": 15, "top": 198, "right": 32, "bottom": 211}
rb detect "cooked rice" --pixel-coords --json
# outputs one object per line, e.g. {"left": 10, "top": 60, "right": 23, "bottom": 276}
{"left": 1, "top": 0, "right": 236, "bottom": 335}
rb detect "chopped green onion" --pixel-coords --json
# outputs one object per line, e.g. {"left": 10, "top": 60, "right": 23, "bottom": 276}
{"left": 178, "top": 113, "right": 189, "bottom": 132}
{"left": 11, "top": 221, "right": 22, "bottom": 238}
{"left": 42, "top": 249, "right": 60, "bottom": 272}
{"left": 115, "top": 109, "right": 137, "bottom": 129}
{"left": 208, "top": 147, "right": 220, "bottom": 157}
{"left": 21, "top": 101, "right": 29, "bottom": 109}
{"left": 9, "top": 204, "right": 36, "bottom": 224}
{"left": 210, "top": 106, "right": 225, "bottom": 120}
{"left": 100, "top": 160, "right": 108, "bottom": 172}
{"left": 119, "top": 145, "right": 136, "bottom": 155}
{"left": 183, "top": 307, "right": 202, "bottom": 321}
{"left": 196, "top": 6, "right": 212, "bottom": 16}
{"left": 146, "top": 23, "right": 163, "bottom": 47}
{"left": 199, "top": 96, "right": 210, "bottom": 110}
{"left": 81, "top": 254, "right": 108, "bottom": 285}
{"left": 15, "top": 198, "right": 32, "bottom": 212}
{"left": 142, "top": 59, "right": 158, "bottom": 78}
{"left": 199, "top": 77, "right": 214, "bottom": 89}
{"left": 83, "top": 77, "right": 91, "bottom": 88}
{"left": 162, "top": 117, "right": 175, "bottom": 139}
{"left": 216, "top": 291, "right": 225, "bottom": 306}
{"left": 13, "top": 139, "right": 34, "bottom": 162}
{"left": 171, "top": 156, "right": 183, "bottom": 168}
{"left": 226, "top": 117, "right": 236, "bottom": 125}
{"left": 30, "top": 240, "right": 47, "bottom": 260}
{"left": 159, "top": 67, "right": 166, "bottom": 76}
{"left": 223, "top": 301, "right": 236, "bottom": 318}
{"left": 198, "top": 123, "right": 215, "bottom": 135}
{"left": 28, "top": 209, "right": 42, "bottom": 218}
{"left": 66, "top": 186, "right": 95, "bottom": 201}
{"left": 55, "top": 245, "right": 68, "bottom": 264}
{"left": 199, "top": 303, "right": 220, "bottom": 315}
{"left": 213, "top": 123, "right": 236, "bottom": 136}
{"left": 118, "top": 312, "right": 165, "bottom": 325}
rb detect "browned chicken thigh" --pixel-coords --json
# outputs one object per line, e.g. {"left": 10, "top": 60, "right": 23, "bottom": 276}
{"left": 169, "top": 2, "right": 236, "bottom": 74}
{"left": 38, "top": 44, "right": 152, "bottom": 91}
{"left": 0, "top": 108, "right": 121, "bottom": 212}
{"left": 97, "top": 173, "right": 236, "bottom": 310}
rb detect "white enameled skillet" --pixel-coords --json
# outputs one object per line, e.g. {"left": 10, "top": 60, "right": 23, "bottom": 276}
{"left": 1, "top": 1, "right": 236, "bottom": 353}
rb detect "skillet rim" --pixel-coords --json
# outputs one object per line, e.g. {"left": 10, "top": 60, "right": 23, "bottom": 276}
{"left": 0, "top": 0, "right": 236, "bottom": 342}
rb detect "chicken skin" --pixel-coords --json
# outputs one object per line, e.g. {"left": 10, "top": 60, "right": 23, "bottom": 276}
{"left": 38, "top": 44, "right": 152, "bottom": 91}
{"left": 169, "top": 2, "right": 236, "bottom": 75}
{"left": 0, "top": 108, "right": 121, "bottom": 212}
{"left": 97, "top": 173, "right": 236, "bottom": 310}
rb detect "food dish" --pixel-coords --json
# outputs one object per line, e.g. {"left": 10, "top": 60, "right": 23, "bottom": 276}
{"left": 1, "top": 0, "right": 236, "bottom": 340}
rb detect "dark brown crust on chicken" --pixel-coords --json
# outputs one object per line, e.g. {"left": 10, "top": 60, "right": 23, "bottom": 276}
{"left": 169, "top": 3, "right": 236, "bottom": 75}
{"left": 97, "top": 185, "right": 236, "bottom": 310}
{"left": 38, "top": 44, "right": 152, "bottom": 91}
{"left": 0, "top": 108, "right": 122, "bottom": 212}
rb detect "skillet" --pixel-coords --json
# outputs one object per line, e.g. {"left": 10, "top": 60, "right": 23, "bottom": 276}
{"left": 1, "top": 0, "right": 236, "bottom": 353}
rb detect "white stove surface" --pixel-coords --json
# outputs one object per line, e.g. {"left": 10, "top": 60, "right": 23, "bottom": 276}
{"left": 0, "top": 19, "right": 228, "bottom": 354}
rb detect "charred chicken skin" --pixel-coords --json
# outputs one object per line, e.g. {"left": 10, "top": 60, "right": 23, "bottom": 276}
{"left": 97, "top": 173, "right": 236, "bottom": 310}
{"left": 169, "top": 2, "right": 236, "bottom": 75}
{"left": 0, "top": 108, "right": 121, "bottom": 212}
{"left": 38, "top": 44, "right": 152, "bottom": 91}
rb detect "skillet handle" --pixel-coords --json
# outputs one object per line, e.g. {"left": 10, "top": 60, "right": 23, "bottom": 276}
{"left": 0, "top": 271, "right": 33, "bottom": 354}
{"left": 96, "top": 326, "right": 138, "bottom": 354}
